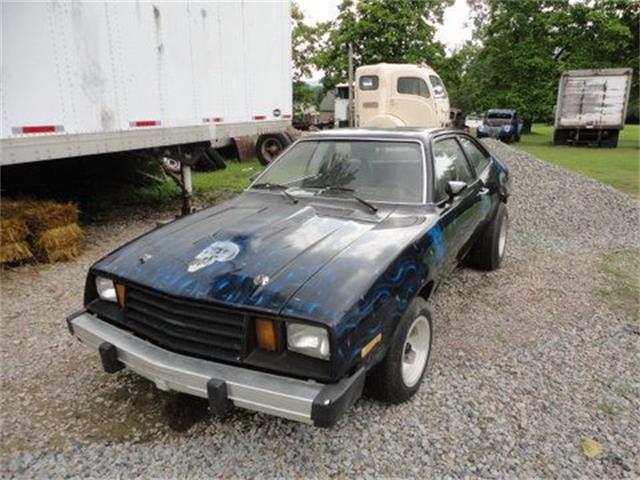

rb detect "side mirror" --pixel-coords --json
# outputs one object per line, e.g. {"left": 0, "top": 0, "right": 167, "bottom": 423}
{"left": 445, "top": 180, "right": 467, "bottom": 198}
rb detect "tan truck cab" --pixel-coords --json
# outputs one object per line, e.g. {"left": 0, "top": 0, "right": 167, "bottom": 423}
{"left": 355, "top": 63, "right": 450, "bottom": 128}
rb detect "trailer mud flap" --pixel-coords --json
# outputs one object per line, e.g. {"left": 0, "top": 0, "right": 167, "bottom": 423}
{"left": 232, "top": 136, "right": 256, "bottom": 161}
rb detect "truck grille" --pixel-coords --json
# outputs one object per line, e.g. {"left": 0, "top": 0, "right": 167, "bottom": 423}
{"left": 123, "top": 287, "right": 247, "bottom": 362}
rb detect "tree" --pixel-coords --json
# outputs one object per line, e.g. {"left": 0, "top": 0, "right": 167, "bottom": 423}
{"left": 314, "top": 0, "right": 453, "bottom": 91}
{"left": 461, "top": 0, "right": 637, "bottom": 128}
{"left": 291, "top": 2, "right": 321, "bottom": 119}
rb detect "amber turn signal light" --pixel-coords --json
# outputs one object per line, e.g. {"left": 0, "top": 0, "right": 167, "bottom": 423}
{"left": 115, "top": 283, "right": 126, "bottom": 308}
{"left": 255, "top": 318, "right": 278, "bottom": 352}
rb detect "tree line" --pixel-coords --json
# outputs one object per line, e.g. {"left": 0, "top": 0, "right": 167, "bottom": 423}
{"left": 293, "top": 0, "right": 639, "bottom": 129}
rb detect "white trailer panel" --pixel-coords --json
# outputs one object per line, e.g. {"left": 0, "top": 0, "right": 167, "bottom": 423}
{"left": 1, "top": 1, "right": 292, "bottom": 165}
{"left": 554, "top": 68, "right": 632, "bottom": 129}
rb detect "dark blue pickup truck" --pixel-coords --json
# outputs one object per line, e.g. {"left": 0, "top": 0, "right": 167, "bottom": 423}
{"left": 68, "top": 128, "right": 511, "bottom": 427}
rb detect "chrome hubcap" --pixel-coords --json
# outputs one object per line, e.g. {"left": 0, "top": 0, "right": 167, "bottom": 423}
{"left": 261, "top": 138, "right": 283, "bottom": 162}
{"left": 498, "top": 216, "right": 508, "bottom": 259}
{"left": 401, "top": 315, "right": 431, "bottom": 388}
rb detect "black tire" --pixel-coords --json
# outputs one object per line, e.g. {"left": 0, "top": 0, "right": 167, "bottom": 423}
{"left": 194, "top": 151, "right": 218, "bottom": 172}
{"left": 256, "top": 133, "right": 291, "bottom": 166}
{"left": 468, "top": 202, "right": 508, "bottom": 271}
{"left": 553, "top": 129, "right": 567, "bottom": 145}
{"left": 366, "top": 298, "right": 433, "bottom": 404}
{"left": 205, "top": 147, "right": 227, "bottom": 170}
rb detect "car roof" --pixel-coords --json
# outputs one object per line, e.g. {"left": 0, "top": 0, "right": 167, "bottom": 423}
{"left": 302, "top": 127, "right": 455, "bottom": 143}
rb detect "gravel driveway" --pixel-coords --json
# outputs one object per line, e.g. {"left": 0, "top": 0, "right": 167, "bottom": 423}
{"left": 1, "top": 140, "right": 638, "bottom": 478}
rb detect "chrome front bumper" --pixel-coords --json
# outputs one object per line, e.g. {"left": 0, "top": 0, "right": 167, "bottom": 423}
{"left": 68, "top": 312, "right": 364, "bottom": 427}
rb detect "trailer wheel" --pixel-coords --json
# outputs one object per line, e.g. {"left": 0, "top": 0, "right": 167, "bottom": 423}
{"left": 256, "top": 133, "right": 291, "bottom": 166}
{"left": 603, "top": 130, "right": 619, "bottom": 148}
{"left": 553, "top": 129, "right": 568, "bottom": 145}
{"left": 205, "top": 147, "right": 227, "bottom": 170}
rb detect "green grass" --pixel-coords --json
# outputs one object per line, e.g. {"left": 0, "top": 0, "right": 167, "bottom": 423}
{"left": 133, "top": 159, "right": 263, "bottom": 206}
{"left": 516, "top": 124, "right": 640, "bottom": 197}
{"left": 597, "top": 249, "right": 640, "bottom": 320}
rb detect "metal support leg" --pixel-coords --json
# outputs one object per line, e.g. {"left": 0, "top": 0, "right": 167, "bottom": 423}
{"left": 180, "top": 163, "right": 193, "bottom": 216}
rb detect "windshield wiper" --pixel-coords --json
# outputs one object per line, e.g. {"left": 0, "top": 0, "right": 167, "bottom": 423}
{"left": 252, "top": 182, "right": 298, "bottom": 204}
{"left": 313, "top": 185, "right": 378, "bottom": 213}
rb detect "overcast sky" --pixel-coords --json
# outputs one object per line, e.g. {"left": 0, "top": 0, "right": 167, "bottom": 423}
{"left": 297, "top": 0, "right": 473, "bottom": 80}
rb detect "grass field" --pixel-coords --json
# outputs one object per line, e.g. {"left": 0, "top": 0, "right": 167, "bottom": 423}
{"left": 516, "top": 124, "right": 640, "bottom": 197}
{"left": 131, "top": 159, "right": 263, "bottom": 206}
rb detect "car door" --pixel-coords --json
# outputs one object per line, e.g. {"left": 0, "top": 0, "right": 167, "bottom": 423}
{"left": 457, "top": 135, "right": 496, "bottom": 250}
{"left": 431, "top": 137, "right": 483, "bottom": 269}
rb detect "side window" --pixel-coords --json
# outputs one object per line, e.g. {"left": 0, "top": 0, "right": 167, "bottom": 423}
{"left": 359, "top": 76, "right": 378, "bottom": 91}
{"left": 397, "top": 77, "right": 430, "bottom": 98}
{"left": 432, "top": 139, "right": 474, "bottom": 202}
{"left": 459, "top": 137, "right": 491, "bottom": 174}
{"left": 429, "top": 75, "right": 447, "bottom": 98}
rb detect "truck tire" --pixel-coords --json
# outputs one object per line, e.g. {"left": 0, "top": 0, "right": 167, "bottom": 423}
{"left": 256, "top": 133, "right": 291, "bottom": 166}
{"left": 603, "top": 130, "right": 619, "bottom": 148}
{"left": 468, "top": 202, "right": 508, "bottom": 271}
{"left": 205, "top": 147, "right": 227, "bottom": 170}
{"left": 553, "top": 129, "right": 568, "bottom": 145}
{"left": 365, "top": 298, "right": 433, "bottom": 404}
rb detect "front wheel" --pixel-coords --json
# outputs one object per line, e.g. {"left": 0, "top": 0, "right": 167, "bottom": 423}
{"left": 468, "top": 202, "right": 508, "bottom": 271}
{"left": 366, "top": 298, "right": 433, "bottom": 404}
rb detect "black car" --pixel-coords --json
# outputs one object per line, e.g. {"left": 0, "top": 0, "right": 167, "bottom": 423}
{"left": 67, "top": 128, "right": 511, "bottom": 427}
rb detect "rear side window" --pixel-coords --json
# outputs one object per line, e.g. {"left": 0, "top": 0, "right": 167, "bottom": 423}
{"left": 459, "top": 137, "right": 490, "bottom": 174}
{"left": 429, "top": 75, "right": 447, "bottom": 98}
{"left": 359, "top": 76, "right": 379, "bottom": 90}
{"left": 432, "top": 139, "right": 474, "bottom": 202}
{"left": 397, "top": 77, "right": 430, "bottom": 98}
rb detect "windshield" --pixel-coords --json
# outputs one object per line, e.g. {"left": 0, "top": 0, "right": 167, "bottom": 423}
{"left": 252, "top": 140, "right": 424, "bottom": 203}
{"left": 487, "top": 111, "right": 513, "bottom": 119}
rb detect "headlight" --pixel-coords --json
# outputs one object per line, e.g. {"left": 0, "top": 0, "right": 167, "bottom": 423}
{"left": 287, "top": 323, "right": 330, "bottom": 360}
{"left": 502, "top": 125, "right": 512, "bottom": 132}
{"left": 95, "top": 276, "right": 117, "bottom": 302}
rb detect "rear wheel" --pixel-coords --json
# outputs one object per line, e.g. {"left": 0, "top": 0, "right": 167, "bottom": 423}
{"left": 366, "top": 298, "right": 433, "bottom": 403}
{"left": 256, "top": 133, "right": 291, "bottom": 166}
{"left": 468, "top": 202, "right": 508, "bottom": 271}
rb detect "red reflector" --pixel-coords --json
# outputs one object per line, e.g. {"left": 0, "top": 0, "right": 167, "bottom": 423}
{"left": 131, "top": 120, "right": 160, "bottom": 127}
{"left": 21, "top": 125, "right": 56, "bottom": 134}
{"left": 282, "top": 114, "right": 292, "bottom": 119}
{"left": 213, "top": 117, "right": 223, "bottom": 123}
{"left": 253, "top": 115, "right": 266, "bottom": 120}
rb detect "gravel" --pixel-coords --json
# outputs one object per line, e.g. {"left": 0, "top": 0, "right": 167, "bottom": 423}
{"left": 1, "top": 140, "right": 639, "bottom": 478}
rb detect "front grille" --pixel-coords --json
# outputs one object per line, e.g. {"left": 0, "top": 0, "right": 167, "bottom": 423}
{"left": 123, "top": 287, "right": 247, "bottom": 362}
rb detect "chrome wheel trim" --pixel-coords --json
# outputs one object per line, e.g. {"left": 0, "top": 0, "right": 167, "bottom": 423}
{"left": 261, "top": 138, "right": 283, "bottom": 163}
{"left": 498, "top": 215, "right": 508, "bottom": 259}
{"left": 401, "top": 315, "right": 431, "bottom": 388}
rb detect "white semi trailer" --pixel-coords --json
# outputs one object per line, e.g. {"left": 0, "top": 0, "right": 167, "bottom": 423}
{"left": 1, "top": 1, "right": 293, "bottom": 171}
{"left": 553, "top": 68, "right": 632, "bottom": 148}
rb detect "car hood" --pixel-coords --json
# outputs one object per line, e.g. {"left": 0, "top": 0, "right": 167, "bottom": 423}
{"left": 93, "top": 192, "right": 436, "bottom": 324}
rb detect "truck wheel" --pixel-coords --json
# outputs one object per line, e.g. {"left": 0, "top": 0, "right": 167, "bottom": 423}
{"left": 468, "top": 202, "right": 508, "bottom": 271}
{"left": 366, "top": 298, "right": 432, "bottom": 404}
{"left": 256, "top": 133, "right": 291, "bottom": 166}
{"left": 205, "top": 147, "right": 227, "bottom": 170}
{"left": 553, "top": 129, "right": 567, "bottom": 145}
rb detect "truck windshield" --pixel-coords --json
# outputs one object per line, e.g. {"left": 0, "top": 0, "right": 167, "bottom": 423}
{"left": 252, "top": 140, "right": 424, "bottom": 203}
{"left": 487, "top": 112, "right": 513, "bottom": 119}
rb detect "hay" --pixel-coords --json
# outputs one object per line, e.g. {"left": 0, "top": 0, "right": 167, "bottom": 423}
{"left": 0, "top": 218, "right": 30, "bottom": 243}
{"left": 35, "top": 243, "right": 83, "bottom": 263}
{"left": 1, "top": 198, "right": 85, "bottom": 264}
{"left": 33, "top": 224, "right": 85, "bottom": 263}
{"left": 0, "top": 241, "right": 34, "bottom": 264}
{"left": 23, "top": 201, "right": 79, "bottom": 235}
